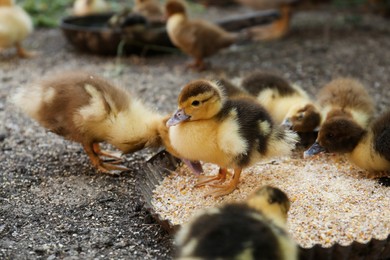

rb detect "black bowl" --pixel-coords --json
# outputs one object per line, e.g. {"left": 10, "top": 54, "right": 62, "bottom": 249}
{"left": 60, "top": 13, "right": 175, "bottom": 56}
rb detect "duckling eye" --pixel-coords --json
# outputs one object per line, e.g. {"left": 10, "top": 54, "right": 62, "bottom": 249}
{"left": 191, "top": 100, "right": 200, "bottom": 107}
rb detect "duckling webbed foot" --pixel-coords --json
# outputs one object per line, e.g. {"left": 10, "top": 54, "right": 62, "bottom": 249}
{"left": 186, "top": 58, "right": 207, "bottom": 71}
{"left": 93, "top": 143, "right": 123, "bottom": 163}
{"left": 98, "top": 162, "right": 130, "bottom": 174}
{"left": 16, "top": 43, "right": 37, "bottom": 58}
{"left": 204, "top": 168, "right": 242, "bottom": 198}
{"left": 85, "top": 143, "right": 129, "bottom": 174}
{"left": 195, "top": 168, "right": 228, "bottom": 187}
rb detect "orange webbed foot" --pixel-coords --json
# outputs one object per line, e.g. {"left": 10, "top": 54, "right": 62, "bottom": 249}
{"left": 85, "top": 143, "right": 129, "bottom": 174}
{"left": 16, "top": 43, "right": 38, "bottom": 58}
{"left": 97, "top": 162, "right": 130, "bottom": 174}
{"left": 186, "top": 58, "right": 207, "bottom": 71}
{"left": 195, "top": 168, "right": 228, "bottom": 187}
{"left": 203, "top": 168, "right": 242, "bottom": 198}
{"left": 93, "top": 143, "right": 123, "bottom": 161}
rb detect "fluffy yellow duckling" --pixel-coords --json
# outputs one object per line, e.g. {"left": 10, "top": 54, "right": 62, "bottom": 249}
{"left": 166, "top": 80, "right": 298, "bottom": 197}
{"left": 73, "top": 0, "right": 110, "bottom": 16}
{"left": 165, "top": 0, "right": 242, "bottom": 70}
{"left": 12, "top": 72, "right": 164, "bottom": 173}
{"left": 305, "top": 110, "right": 390, "bottom": 172}
{"left": 175, "top": 185, "right": 298, "bottom": 259}
{"left": 241, "top": 71, "right": 321, "bottom": 133}
{"left": 305, "top": 78, "right": 375, "bottom": 160}
{"left": 0, "top": 0, "right": 34, "bottom": 58}
{"left": 133, "top": 0, "right": 164, "bottom": 23}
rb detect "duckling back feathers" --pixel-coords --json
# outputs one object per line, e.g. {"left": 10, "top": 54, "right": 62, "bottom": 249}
{"left": 241, "top": 71, "right": 295, "bottom": 97}
{"left": 317, "top": 78, "right": 374, "bottom": 127}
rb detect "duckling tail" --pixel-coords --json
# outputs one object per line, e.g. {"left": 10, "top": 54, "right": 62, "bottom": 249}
{"left": 267, "top": 127, "right": 299, "bottom": 158}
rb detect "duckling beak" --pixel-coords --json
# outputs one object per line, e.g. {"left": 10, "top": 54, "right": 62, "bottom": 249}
{"left": 166, "top": 108, "right": 190, "bottom": 127}
{"left": 281, "top": 118, "right": 293, "bottom": 130}
{"left": 304, "top": 141, "right": 326, "bottom": 158}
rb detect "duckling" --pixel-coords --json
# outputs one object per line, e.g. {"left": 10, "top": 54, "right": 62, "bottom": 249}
{"left": 241, "top": 71, "right": 321, "bottom": 133}
{"left": 165, "top": 0, "right": 244, "bottom": 70}
{"left": 304, "top": 78, "right": 376, "bottom": 163}
{"left": 175, "top": 185, "right": 298, "bottom": 260}
{"left": 12, "top": 72, "right": 164, "bottom": 173}
{"left": 73, "top": 0, "right": 110, "bottom": 16}
{"left": 316, "top": 77, "right": 375, "bottom": 128}
{"left": 304, "top": 110, "right": 390, "bottom": 172}
{"left": 166, "top": 80, "right": 298, "bottom": 197}
{"left": 133, "top": 0, "right": 164, "bottom": 23}
{"left": 0, "top": 0, "right": 34, "bottom": 58}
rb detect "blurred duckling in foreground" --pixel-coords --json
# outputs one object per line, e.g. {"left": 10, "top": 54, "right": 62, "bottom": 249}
{"left": 241, "top": 71, "right": 321, "bottom": 133}
{"left": 175, "top": 185, "right": 298, "bottom": 260}
{"left": 134, "top": 0, "right": 164, "bottom": 23}
{"left": 0, "top": 0, "right": 34, "bottom": 58}
{"left": 305, "top": 78, "right": 375, "bottom": 162}
{"left": 166, "top": 80, "right": 298, "bottom": 197}
{"left": 305, "top": 110, "right": 390, "bottom": 172}
{"left": 73, "top": 0, "right": 110, "bottom": 16}
{"left": 12, "top": 72, "right": 164, "bottom": 173}
{"left": 165, "top": 0, "right": 247, "bottom": 70}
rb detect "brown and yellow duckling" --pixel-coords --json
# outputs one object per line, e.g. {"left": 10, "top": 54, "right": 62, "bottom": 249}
{"left": 241, "top": 71, "right": 321, "bottom": 133}
{"left": 305, "top": 110, "right": 390, "bottom": 172}
{"left": 165, "top": 0, "right": 244, "bottom": 70}
{"left": 305, "top": 78, "right": 376, "bottom": 166}
{"left": 12, "top": 72, "right": 164, "bottom": 173}
{"left": 166, "top": 79, "right": 298, "bottom": 197}
{"left": 175, "top": 185, "right": 298, "bottom": 259}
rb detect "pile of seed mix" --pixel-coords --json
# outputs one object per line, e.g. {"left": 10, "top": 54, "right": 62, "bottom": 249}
{"left": 151, "top": 152, "right": 390, "bottom": 248}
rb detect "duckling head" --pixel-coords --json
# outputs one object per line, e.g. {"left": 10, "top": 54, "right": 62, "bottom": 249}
{"left": 246, "top": 186, "right": 290, "bottom": 225}
{"left": 282, "top": 103, "right": 321, "bottom": 132}
{"left": 304, "top": 117, "right": 366, "bottom": 158}
{"left": 167, "top": 80, "right": 225, "bottom": 126}
{"left": 165, "top": 0, "right": 186, "bottom": 18}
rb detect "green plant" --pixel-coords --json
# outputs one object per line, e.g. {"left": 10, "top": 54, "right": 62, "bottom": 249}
{"left": 17, "top": 0, "right": 74, "bottom": 28}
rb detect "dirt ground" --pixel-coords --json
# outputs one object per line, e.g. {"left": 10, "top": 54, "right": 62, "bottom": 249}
{"left": 1, "top": 4, "right": 390, "bottom": 260}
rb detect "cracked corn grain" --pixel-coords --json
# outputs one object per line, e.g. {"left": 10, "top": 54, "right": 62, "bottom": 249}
{"left": 151, "top": 152, "right": 390, "bottom": 248}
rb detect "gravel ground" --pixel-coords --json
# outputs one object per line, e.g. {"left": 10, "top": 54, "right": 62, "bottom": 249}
{"left": 1, "top": 4, "right": 390, "bottom": 260}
